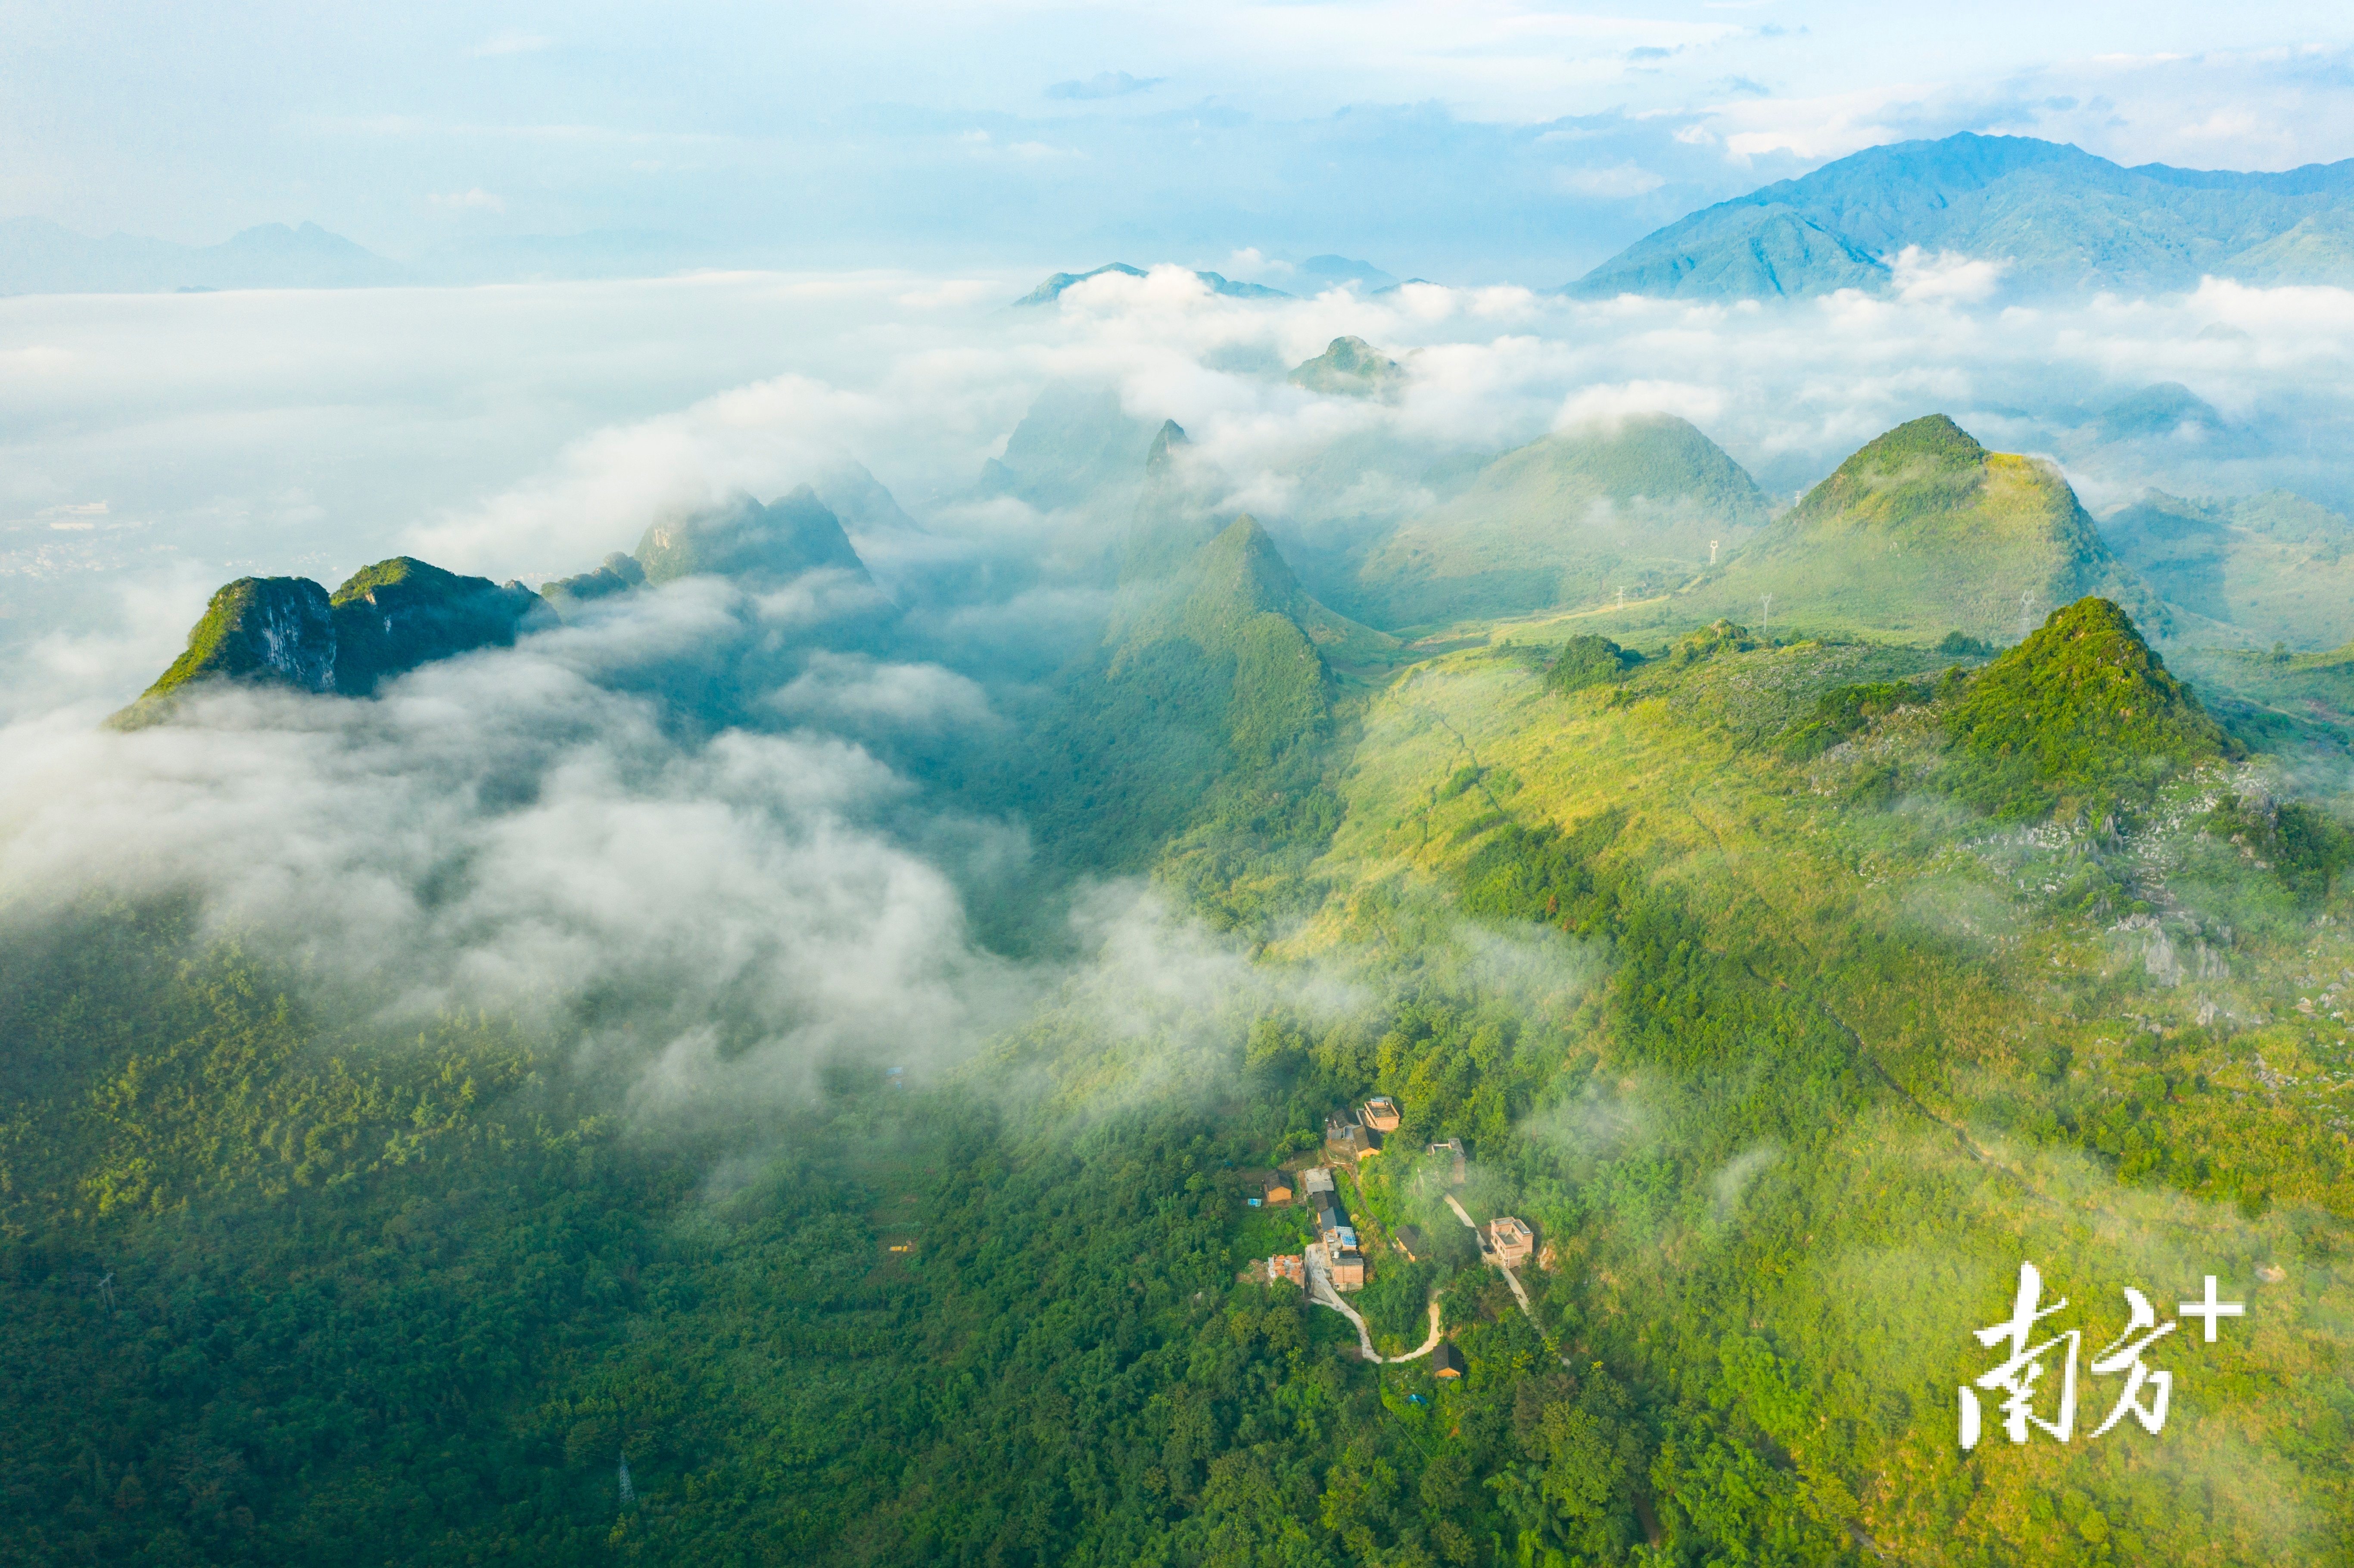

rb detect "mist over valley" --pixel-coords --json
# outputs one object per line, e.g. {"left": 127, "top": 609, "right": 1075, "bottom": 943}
{"left": 8, "top": 37, "right": 2354, "bottom": 1566}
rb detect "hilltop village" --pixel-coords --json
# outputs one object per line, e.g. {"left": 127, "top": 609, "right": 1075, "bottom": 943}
{"left": 1243, "top": 1096, "right": 1540, "bottom": 1365}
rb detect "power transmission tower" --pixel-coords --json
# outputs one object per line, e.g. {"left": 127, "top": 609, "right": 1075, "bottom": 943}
{"left": 1760, "top": 594, "right": 1772, "bottom": 637}
{"left": 1616, "top": 585, "right": 1626, "bottom": 610}
{"left": 1708, "top": 539, "right": 1719, "bottom": 565}
{"left": 2018, "top": 590, "right": 2035, "bottom": 642}
{"left": 617, "top": 1454, "right": 635, "bottom": 1508}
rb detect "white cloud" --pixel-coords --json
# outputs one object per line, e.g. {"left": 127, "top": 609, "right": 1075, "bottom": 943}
{"left": 1891, "top": 246, "right": 2010, "bottom": 305}
{"left": 1226, "top": 247, "right": 1294, "bottom": 279}
{"left": 1553, "top": 162, "right": 1668, "bottom": 198}
{"left": 1045, "top": 70, "right": 1165, "bottom": 100}
{"left": 1556, "top": 378, "right": 1727, "bottom": 429}
{"left": 768, "top": 651, "right": 1000, "bottom": 730}
{"left": 429, "top": 187, "right": 508, "bottom": 213}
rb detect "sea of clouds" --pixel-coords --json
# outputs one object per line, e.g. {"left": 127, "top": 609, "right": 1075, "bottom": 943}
{"left": 3, "top": 263, "right": 2352, "bottom": 1114}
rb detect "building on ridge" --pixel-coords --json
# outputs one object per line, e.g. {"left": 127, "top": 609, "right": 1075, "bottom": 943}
{"left": 1361, "top": 1095, "right": 1402, "bottom": 1133}
{"left": 1431, "top": 1342, "right": 1466, "bottom": 1379}
{"left": 1325, "top": 1112, "right": 1379, "bottom": 1161}
{"left": 1486, "top": 1216, "right": 1535, "bottom": 1267}
{"left": 1426, "top": 1138, "right": 1467, "bottom": 1185}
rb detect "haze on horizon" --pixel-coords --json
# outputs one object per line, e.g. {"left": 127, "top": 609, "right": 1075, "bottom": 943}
{"left": 6, "top": 0, "right": 2354, "bottom": 284}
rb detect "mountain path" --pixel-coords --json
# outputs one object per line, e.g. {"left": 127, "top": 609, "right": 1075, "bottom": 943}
{"left": 1307, "top": 1247, "right": 1445, "bottom": 1363}
{"left": 1444, "top": 1192, "right": 1547, "bottom": 1344}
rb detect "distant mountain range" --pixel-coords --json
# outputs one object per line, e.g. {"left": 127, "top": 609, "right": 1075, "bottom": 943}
{"left": 1568, "top": 132, "right": 2354, "bottom": 300}
{"left": 1014, "top": 263, "right": 1292, "bottom": 306}
{"left": 0, "top": 218, "right": 406, "bottom": 295}
{"left": 1012, "top": 256, "right": 1400, "bottom": 307}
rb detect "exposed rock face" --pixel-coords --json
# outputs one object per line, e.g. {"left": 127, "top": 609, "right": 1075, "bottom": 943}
{"left": 634, "top": 486, "right": 871, "bottom": 589}
{"left": 108, "top": 576, "right": 338, "bottom": 728}
{"left": 219, "top": 577, "right": 339, "bottom": 692}
{"left": 112, "top": 557, "right": 549, "bottom": 726}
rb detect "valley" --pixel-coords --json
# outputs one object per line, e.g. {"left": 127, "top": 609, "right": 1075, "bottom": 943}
{"left": 6, "top": 378, "right": 2352, "bottom": 1565}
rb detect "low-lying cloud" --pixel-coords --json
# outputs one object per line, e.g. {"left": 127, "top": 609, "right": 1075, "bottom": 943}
{"left": 9, "top": 264, "right": 2354, "bottom": 1125}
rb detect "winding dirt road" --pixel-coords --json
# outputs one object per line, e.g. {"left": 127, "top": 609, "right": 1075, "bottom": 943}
{"left": 1306, "top": 1246, "right": 1445, "bottom": 1363}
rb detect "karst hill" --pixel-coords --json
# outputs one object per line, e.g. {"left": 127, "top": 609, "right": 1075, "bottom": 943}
{"left": 1344, "top": 413, "right": 1771, "bottom": 630}
{"left": 1693, "top": 414, "right": 2159, "bottom": 644}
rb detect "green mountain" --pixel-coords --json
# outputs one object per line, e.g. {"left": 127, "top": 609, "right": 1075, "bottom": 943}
{"left": 1118, "top": 512, "right": 1399, "bottom": 681}
{"left": 1939, "top": 595, "right": 2234, "bottom": 821}
{"left": 1342, "top": 413, "right": 1770, "bottom": 629}
{"left": 24, "top": 498, "right": 2354, "bottom": 1566}
{"left": 31, "top": 377, "right": 2354, "bottom": 1566}
{"left": 1011, "top": 457, "right": 1404, "bottom": 896}
{"left": 1111, "top": 418, "right": 1224, "bottom": 585}
{"left": 1110, "top": 516, "right": 1344, "bottom": 768}
{"left": 2101, "top": 489, "right": 2354, "bottom": 649}
{"left": 972, "top": 383, "right": 1160, "bottom": 515}
{"left": 1570, "top": 132, "right": 2354, "bottom": 299}
{"left": 111, "top": 576, "right": 338, "bottom": 724}
{"left": 539, "top": 551, "right": 646, "bottom": 616}
{"left": 110, "top": 558, "right": 545, "bottom": 725}
{"left": 1013, "top": 263, "right": 1291, "bottom": 306}
{"left": 635, "top": 486, "right": 872, "bottom": 588}
{"left": 2087, "top": 382, "right": 2237, "bottom": 447}
{"left": 1287, "top": 336, "right": 1402, "bottom": 398}
{"left": 1688, "top": 414, "right": 2159, "bottom": 643}
{"left": 326, "top": 558, "right": 547, "bottom": 694}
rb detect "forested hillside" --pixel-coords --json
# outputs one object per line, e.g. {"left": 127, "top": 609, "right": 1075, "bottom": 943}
{"left": 5, "top": 413, "right": 2353, "bottom": 1567}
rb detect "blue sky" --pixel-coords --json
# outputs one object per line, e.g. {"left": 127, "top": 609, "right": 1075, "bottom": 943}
{"left": 6, "top": 2, "right": 2354, "bottom": 281}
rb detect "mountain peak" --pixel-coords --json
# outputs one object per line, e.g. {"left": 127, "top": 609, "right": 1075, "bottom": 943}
{"left": 1942, "top": 595, "right": 2232, "bottom": 821}
{"left": 635, "top": 489, "right": 871, "bottom": 588}
{"left": 1197, "top": 514, "right": 1301, "bottom": 612}
{"left": 110, "top": 555, "right": 546, "bottom": 725}
{"left": 1846, "top": 413, "right": 1985, "bottom": 470}
{"left": 1703, "top": 417, "right": 2161, "bottom": 643}
{"left": 1787, "top": 414, "right": 1990, "bottom": 531}
{"left": 1014, "top": 264, "right": 1293, "bottom": 307}
{"left": 1145, "top": 419, "right": 1190, "bottom": 473}
{"left": 1288, "top": 336, "right": 1401, "bottom": 397}
{"left": 1343, "top": 413, "right": 1769, "bottom": 628}
{"left": 1565, "top": 131, "right": 2354, "bottom": 299}
{"left": 326, "top": 558, "right": 548, "bottom": 694}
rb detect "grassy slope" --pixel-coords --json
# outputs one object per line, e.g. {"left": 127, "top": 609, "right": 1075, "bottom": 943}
{"left": 1279, "top": 628, "right": 2354, "bottom": 1562}
{"left": 2103, "top": 490, "right": 2354, "bottom": 652}
{"left": 21, "top": 518, "right": 2354, "bottom": 1563}
{"left": 1667, "top": 415, "right": 2157, "bottom": 647}
{"left": 2173, "top": 641, "right": 2354, "bottom": 756}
